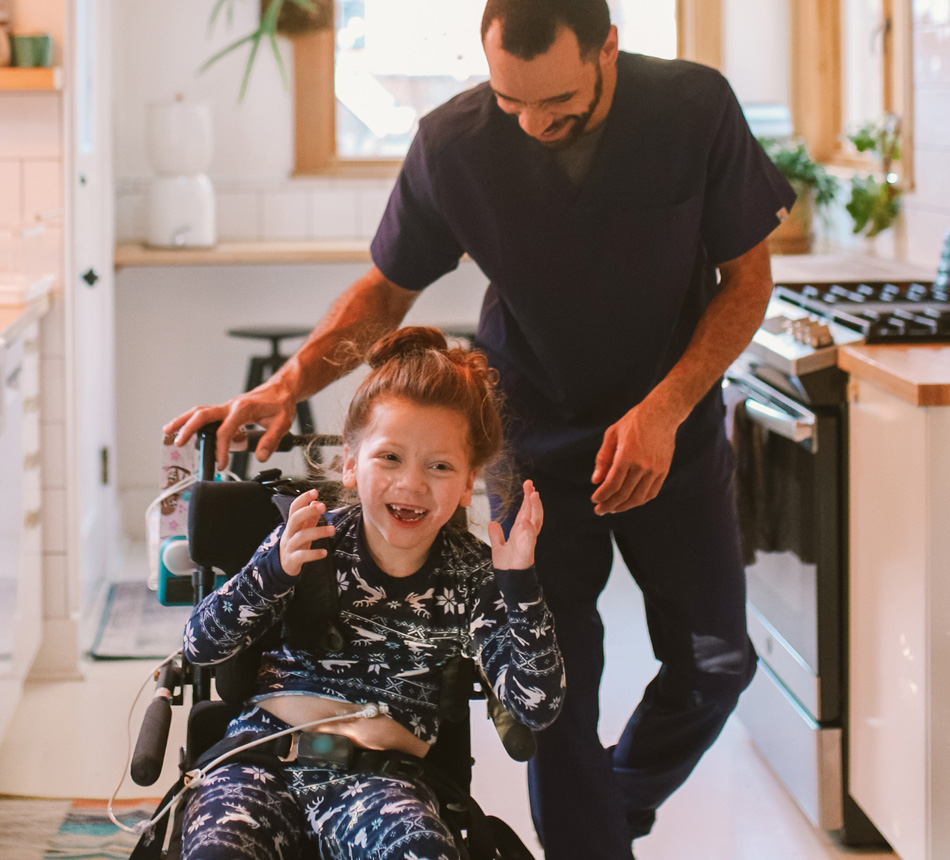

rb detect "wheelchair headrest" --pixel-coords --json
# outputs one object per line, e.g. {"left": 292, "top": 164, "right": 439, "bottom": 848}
{"left": 188, "top": 480, "right": 283, "bottom": 576}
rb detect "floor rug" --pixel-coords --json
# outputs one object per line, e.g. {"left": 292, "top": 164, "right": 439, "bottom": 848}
{"left": 89, "top": 582, "right": 192, "bottom": 660}
{"left": 0, "top": 798, "right": 156, "bottom": 860}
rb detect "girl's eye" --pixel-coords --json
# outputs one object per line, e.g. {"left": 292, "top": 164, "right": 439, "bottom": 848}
{"left": 431, "top": 462, "right": 454, "bottom": 472}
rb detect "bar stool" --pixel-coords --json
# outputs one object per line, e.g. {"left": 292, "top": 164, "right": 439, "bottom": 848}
{"left": 227, "top": 325, "right": 316, "bottom": 478}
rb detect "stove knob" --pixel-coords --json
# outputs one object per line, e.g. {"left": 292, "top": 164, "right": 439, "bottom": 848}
{"left": 808, "top": 323, "right": 834, "bottom": 348}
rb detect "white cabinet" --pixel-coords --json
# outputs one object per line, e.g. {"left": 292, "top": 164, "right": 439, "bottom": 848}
{"left": 848, "top": 375, "right": 950, "bottom": 860}
{"left": 0, "top": 317, "right": 44, "bottom": 742}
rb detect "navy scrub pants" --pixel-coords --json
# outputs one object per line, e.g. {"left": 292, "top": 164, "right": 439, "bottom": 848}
{"left": 510, "top": 446, "right": 755, "bottom": 860}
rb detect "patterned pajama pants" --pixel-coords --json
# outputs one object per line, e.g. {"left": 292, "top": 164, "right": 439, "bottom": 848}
{"left": 181, "top": 708, "right": 459, "bottom": 860}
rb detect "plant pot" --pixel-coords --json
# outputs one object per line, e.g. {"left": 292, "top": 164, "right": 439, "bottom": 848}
{"left": 768, "top": 181, "right": 815, "bottom": 255}
{"left": 261, "top": 0, "right": 331, "bottom": 36}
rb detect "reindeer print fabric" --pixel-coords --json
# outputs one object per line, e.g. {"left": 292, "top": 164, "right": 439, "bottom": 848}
{"left": 181, "top": 710, "right": 457, "bottom": 860}
{"left": 184, "top": 503, "right": 564, "bottom": 744}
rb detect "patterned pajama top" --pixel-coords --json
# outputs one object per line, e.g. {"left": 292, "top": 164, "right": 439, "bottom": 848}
{"left": 183, "top": 504, "right": 565, "bottom": 744}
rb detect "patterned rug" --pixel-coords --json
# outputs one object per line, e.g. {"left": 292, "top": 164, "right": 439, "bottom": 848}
{"left": 0, "top": 798, "right": 158, "bottom": 860}
{"left": 89, "top": 582, "right": 192, "bottom": 660}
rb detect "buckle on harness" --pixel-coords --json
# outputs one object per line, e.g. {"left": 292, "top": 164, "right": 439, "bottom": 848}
{"left": 294, "top": 732, "right": 356, "bottom": 769}
{"left": 278, "top": 732, "right": 301, "bottom": 763}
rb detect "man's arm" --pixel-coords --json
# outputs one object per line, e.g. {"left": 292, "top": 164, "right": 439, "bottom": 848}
{"left": 164, "top": 266, "right": 419, "bottom": 470}
{"left": 590, "top": 238, "right": 774, "bottom": 514}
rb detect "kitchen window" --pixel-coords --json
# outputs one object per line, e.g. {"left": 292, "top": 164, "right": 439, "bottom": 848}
{"left": 789, "top": 0, "right": 913, "bottom": 182}
{"left": 292, "top": 0, "right": 691, "bottom": 174}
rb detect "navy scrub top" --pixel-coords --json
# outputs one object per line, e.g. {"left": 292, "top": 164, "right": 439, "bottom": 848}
{"left": 371, "top": 52, "right": 795, "bottom": 484}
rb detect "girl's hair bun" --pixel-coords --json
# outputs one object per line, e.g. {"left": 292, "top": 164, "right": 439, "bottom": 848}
{"left": 366, "top": 326, "right": 449, "bottom": 369}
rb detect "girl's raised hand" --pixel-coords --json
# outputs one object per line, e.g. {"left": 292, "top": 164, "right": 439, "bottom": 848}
{"left": 279, "top": 489, "right": 336, "bottom": 577}
{"left": 488, "top": 480, "right": 544, "bottom": 570}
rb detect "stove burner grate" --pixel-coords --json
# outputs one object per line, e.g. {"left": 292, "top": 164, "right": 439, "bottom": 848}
{"left": 776, "top": 282, "right": 950, "bottom": 343}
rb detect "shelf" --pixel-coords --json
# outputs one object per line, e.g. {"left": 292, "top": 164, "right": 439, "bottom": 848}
{"left": 0, "top": 67, "right": 63, "bottom": 91}
{"left": 114, "top": 240, "right": 373, "bottom": 268}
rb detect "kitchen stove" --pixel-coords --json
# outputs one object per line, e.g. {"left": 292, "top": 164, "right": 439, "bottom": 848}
{"left": 722, "top": 278, "right": 949, "bottom": 846}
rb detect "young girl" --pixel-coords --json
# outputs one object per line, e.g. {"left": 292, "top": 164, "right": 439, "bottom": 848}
{"left": 181, "top": 326, "right": 564, "bottom": 860}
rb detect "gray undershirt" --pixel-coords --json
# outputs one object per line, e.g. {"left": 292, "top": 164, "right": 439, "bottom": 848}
{"left": 553, "top": 122, "right": 607, "bottom": 185}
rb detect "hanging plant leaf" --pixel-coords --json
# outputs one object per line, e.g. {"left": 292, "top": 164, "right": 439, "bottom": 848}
{"left": 202, "top": 0, "right": 331, "bottom": 102}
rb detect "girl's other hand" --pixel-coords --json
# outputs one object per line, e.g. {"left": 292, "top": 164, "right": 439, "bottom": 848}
{"left": 488, "top": 480, "right": 543, "bottom": 571}
{"left": 279, "top": 490, "right": 336, "bottom": 577}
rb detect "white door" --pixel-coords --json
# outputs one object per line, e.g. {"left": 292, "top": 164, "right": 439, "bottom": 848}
{"left": 69, "top": 0, "right": 117, "bottom": 609}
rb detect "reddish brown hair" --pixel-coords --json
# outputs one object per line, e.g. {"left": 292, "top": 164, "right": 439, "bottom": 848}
{"left": 343, "top": 326, "right": 505, "bottom": 472}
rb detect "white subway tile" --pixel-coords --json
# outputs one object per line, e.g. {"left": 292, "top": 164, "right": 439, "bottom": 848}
{"left": 0, "top": 96, "right": 62, "bottom": 159}
{"left": 261, "top": 190, "right": 309, "bottom": 239}
{"left": 0, "top": 161, "right": 22, "bottom": 224}
{"left": 356, "top": 185, "right": 393, "bottom": 238}
{"left": 215, "top": 190, "right": 260, "bottom": 240}
{"left": 309, "top": 186, "right": 359, "bottom": 239}
{"left": 114, "top": 191, "right": 149, "bottom": 243}
{"left": 22, "top": 160, "right": 63, "bottom": 221}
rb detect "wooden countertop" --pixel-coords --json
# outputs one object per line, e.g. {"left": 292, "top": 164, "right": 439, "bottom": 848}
{"left": 114, "top": 240, "right": 372, "bottom": 268}
{"left": 839, "top": 344, "right": 950, "bottom": 407}
{"left": 115, "top": 242, "right": 938, "bottom": 284}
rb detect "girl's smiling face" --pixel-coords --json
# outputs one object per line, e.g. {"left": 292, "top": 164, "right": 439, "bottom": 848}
{"left": 342, "top": 395, "right": 478, "bottom": 578}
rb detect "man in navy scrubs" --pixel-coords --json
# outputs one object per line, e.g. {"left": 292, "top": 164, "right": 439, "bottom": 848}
{"left": 168, "top": 1, "right": 795, "bottom": 857}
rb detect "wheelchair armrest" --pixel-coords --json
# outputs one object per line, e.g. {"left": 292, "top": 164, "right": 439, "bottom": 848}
{"left": 131, "top": 661, "right": 183, "bottom": 786}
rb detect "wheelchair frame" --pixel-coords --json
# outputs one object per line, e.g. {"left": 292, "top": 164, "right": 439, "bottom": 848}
{"left": 129, "top": 423, "right": 537, "bottom": 860}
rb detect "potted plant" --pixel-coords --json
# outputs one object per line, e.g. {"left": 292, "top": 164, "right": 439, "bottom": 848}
{"left": 203, "top": 0, "right": 331, "bottom": 101}
{"left": 845, "top": 114, "right": 902, "bottom": 239}
{"left": 758, "top": 136, "right": 839, "bottom": 254}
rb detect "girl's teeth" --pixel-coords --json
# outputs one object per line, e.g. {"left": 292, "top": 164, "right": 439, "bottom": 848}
{"left": 389, "top": 505, "right": 426, "bottom": 522}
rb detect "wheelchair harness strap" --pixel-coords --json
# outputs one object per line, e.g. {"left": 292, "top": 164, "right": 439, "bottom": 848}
{"left": 130, "top": 729, "right": 473, "bottom": 860}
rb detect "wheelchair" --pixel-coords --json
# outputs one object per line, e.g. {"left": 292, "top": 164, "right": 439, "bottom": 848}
{"left": 129, "top": 423, "right": 538, "bottom": 860}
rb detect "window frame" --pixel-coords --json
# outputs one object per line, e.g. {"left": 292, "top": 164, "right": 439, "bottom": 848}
{"left": 789, "top": 0, "right": 913, "bottom": 186}
{"left": 290, "top": 3, "right": 712, "bottom": 176}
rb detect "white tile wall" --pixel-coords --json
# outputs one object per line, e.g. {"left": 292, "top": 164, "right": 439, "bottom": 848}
{"left": 115, "top": 176, "right": 395, "bottom": 243}
{"left": 0, "top": 162, "right": 21, "bottom": 225}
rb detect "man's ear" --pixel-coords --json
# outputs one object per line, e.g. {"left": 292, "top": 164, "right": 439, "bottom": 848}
{"left": 601, "top": 24, "right": 619, "bottom": 64}
{"left": 342, "top": 445, "right": 358, "bottom": 489}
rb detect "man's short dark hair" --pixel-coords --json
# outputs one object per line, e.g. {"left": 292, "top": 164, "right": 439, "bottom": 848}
{"left": 481, "top": 0, "right": 611, "bottom": 60}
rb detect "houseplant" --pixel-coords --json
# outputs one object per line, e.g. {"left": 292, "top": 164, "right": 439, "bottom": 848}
{"left": 845, "top": 114, "right": 902, "bottom": 239}
{"left": 202, "top": 0, "right": 331, "bottom": 101}
{"left": 758, "top": 137, "right": 839, "bottom": 254}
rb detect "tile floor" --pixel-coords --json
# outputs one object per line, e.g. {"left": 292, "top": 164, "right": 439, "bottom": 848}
{"left": 0, "top": 547, "right": 896, "bottom": 859}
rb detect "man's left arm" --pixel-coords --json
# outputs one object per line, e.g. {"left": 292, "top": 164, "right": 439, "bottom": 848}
{"left": 590, "top": 238, "right": 773, "bottom": 514}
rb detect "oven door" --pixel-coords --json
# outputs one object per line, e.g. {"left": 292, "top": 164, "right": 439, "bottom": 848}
{"left": 724, "top": 365, "right": 844, "bottom": 830}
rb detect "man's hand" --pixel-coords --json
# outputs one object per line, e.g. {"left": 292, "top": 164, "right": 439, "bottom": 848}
{"left": 162, "top": 379, "right": 298, "bottom": 472}
{"left": 488, "top": 480, "right": 543, "bottom": 570}
{"left": 279, "top": 490, "right": 336, "bottom": 577}
{"left": 590, "top": 398, "right": 681, "bottom": 515}
{"left": 590, "top": 239, "right": 775, "bottom": 515}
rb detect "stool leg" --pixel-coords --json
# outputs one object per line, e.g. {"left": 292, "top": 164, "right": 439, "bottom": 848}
{"left": 231, "top": 356, "right": 269, "bottom": 479}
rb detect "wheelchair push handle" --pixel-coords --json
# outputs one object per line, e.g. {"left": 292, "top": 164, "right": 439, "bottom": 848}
{"left": 131, "top": 661, "right": 182, "bottom": 786}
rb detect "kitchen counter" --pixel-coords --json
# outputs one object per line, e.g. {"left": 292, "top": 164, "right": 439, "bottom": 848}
{"left": 839, "top": 344, "right": 950, "bottom": 407}
{"left": 0, "top": 291, "right": 53, "bottom": 344}
{"left": 771, "top": 252, "right": 934, "bottom": 286}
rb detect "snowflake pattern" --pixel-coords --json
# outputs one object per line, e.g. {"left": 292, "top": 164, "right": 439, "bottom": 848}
{"left": 182, "top": 504, "right": 564, "bottom": 743}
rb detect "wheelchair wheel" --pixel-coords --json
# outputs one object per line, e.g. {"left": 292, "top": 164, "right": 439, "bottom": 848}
{"left": 487, "top": 816, "right": 536, "bottom": 860}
